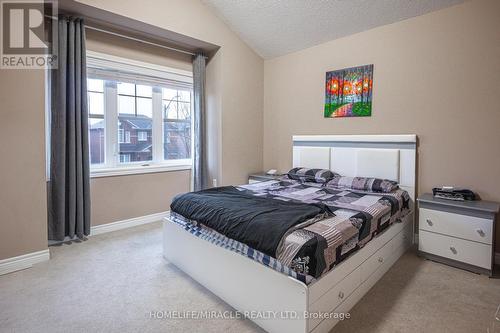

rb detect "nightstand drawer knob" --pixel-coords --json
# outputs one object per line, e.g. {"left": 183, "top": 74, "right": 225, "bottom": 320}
{"left": 449, "top": 246, "right": 457, "bottom": 254}
{"left": 338, "top": 291, "right": 344, "bottom": 299}
{"left": 426, "top": 218, "right": 433, "bottom": 226}
{"left": 475, "top": 229, "right": 485, "bottom": 237}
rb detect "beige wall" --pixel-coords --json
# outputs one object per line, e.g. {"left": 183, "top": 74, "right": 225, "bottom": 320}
{"left": 79, "top": 0, "right": 265, "bottom": 186}
{"left": 91, "top": 171, "right": 190, "bottom": 225}
{"left": 263, "top": 0, "right": 500, "bottom": 250}
{"left": 0, "top": 0, "right": 263, "bottom": 259}
{"left": 3, "top": 0, "right": 499, "bottom": 261}
{"left": 86, "top": 30, "right": 193, "bottom": 226}
{"left": 0, "top": 70, "right": 48, "bottom": 259}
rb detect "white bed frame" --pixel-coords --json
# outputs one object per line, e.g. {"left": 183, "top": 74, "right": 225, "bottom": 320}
{"left": 163, "top": 134, "right": 417, "bottom": 333}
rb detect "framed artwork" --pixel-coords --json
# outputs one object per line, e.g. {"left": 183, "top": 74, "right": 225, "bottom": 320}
{"left": 324, "top": 64, "right": 373, "bottom": 118}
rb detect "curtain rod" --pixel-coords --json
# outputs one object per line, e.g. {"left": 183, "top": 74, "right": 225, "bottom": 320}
{"left": 85, "top": 26, "right": 207, "bottom": 58}
{"left": 45, "top": 15, "right": 207, "bottom": 58}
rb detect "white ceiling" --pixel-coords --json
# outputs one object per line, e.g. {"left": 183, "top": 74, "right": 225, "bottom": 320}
{"left": 201, "top": 0, "right": 466, "bottom": 59}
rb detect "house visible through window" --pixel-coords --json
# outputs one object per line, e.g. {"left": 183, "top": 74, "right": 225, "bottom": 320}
{"left": 117, "top": 82, "right": 152, "bottom": 163}
{"left": 162, "top": 88, "right": 191, "bottom": 160}
{"left": 86, "top": 52, "right": 193, "bottom": 173}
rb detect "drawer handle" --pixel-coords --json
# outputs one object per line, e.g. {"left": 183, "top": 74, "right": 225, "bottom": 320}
{"left": 450, "top": 246, "right": 457, "bottom": 254}
{"left": 338, "top": 291, "right": 344, "bottom": 299}
{"left": 426, "top": 218, "right": 433, "bottom": 226}
{"left": 378, "top": 257, "right": 384, "bottom": 263}
{"left": 476, "top": 229, "right": 485, "bottom": 237}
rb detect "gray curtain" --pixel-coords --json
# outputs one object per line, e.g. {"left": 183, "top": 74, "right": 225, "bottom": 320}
{"left": 48, "top": 17, "right": 90, "bottom": 241}
{"left": 192, "top": 54, "right": 207, "bottom": 191}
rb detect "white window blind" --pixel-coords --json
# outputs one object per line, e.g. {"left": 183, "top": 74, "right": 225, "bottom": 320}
{"left": 86, "top": 51, "right": 192, "bottom": 90}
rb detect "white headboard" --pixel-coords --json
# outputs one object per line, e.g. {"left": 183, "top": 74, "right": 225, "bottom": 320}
{"left": 292, "top": 135, "right": 417, "bottom": 202}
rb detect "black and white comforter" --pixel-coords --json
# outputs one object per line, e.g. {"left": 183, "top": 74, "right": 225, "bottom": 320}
{"left": 170, "top": 178, "right": 410, "bottom": 282}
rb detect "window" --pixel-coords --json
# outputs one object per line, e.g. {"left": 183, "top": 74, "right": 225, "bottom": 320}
{"left": 117, "top": 82, "right": 152, "bottom": 163}
{"left": 119, "top": 154, "right": 131, "bottom": 163}
{"left": 86, "top": 52, "right": 193, "bottom": 175}
{"left": 138, "top": 131, "right": 147, "bottom": 141}
{"left": 162, "top": 88, "right": 191, "bottom": 160}
{"left": 118, "top": 129, "right": 132, "bottom": 144}
{"left": 87, "top": 79, "right": 105, "bottom": 165}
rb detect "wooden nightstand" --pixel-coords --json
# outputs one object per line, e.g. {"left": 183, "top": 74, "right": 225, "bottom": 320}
{"left": 248, "top": 172, "right": 284, "bottom": 184}
{"left": 417, "top": 193, "right": 499, "bottom": 276}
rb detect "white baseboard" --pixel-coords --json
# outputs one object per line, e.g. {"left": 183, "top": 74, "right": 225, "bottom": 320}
{"left": 0, "top": 249, "right": 50, "bottom": 276}
{"left": 0, "top": 212, "right": 167, "bottom": 276}
{"left": 90, "top": 211, "right": 169, "bottom": 236}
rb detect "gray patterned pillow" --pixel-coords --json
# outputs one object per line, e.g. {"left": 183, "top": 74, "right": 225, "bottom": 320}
{"left": 287, "top": 168, "right": 337, "bottom": 183}
{"left": 326, "top": 176, "right": 398, "bottom": 193}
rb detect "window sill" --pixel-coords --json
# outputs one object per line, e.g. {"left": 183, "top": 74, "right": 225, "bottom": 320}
{"left": 90, "top": 164, "right": 192, "bottom": 178}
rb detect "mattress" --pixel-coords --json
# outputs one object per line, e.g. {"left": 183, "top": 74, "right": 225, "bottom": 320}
{"left": 169, "top": 178, "right": 411, "bottom": 284}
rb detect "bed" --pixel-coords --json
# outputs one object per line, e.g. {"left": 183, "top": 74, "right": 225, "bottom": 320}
{"left": 163, "top": 134, "right": 417, "bottom": 333}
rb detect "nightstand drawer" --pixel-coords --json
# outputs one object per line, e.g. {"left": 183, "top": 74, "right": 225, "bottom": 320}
{"left": 419, "top": 230, "right": 492, "bottom": 269}
{"left": 419, "top": 208, "right": 492, "bottom": 244}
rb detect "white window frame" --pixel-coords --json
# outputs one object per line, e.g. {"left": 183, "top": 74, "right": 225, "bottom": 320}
{"left": 138, "top": 131, "right": 147, "bottom": 142}
{"left": 124, "top": 131, "right": 131, "bottom": 144}
{"left": 87, "top": 51, "right": 193, "bottom": 178}
{"left": 118, "top": 128, "right": 125, "bottom": 143}
{"left": 120, "top": 154, "right": 131, "bottom": 163}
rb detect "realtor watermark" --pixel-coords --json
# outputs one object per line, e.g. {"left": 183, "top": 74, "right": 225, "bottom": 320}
{"left": 1, "top": 0, "right": 57, "bottom": 69}
{"left": 149, "top": 310, "right": 351, "bottom": 321}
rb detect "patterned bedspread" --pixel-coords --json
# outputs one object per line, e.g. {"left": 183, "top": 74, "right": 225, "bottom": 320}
{"left": 169, "top": 178, "right": 410, "bottom": 284}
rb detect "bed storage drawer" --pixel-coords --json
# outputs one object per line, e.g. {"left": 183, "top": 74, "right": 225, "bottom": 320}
{"left": 308, "top": 267, "right": 361, "bottom": 330}
{"left": 309, "top": 223, "right": 411, "bottom": 333}
{"left": 419, "top": 208, "right": 492, "bottom": 244}
{"left": 390, "top": 224, "right": 411, "bottom": 252}
{"left": 359, "top": 224, "right": 410, "bottom": 283}
{"left": 418, "top": 230, "right": 492, "bottom": 269}
{"left": 360, "top": 237, "right": 393, "bottom": 282}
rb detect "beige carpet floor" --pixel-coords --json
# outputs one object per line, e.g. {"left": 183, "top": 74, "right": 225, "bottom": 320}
{"left": 1, "top": 222, "right": 499, "bottom": 333}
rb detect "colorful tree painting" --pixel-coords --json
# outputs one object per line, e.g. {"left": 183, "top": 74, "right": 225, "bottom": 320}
{"left": 324, "top": 64, "right": 373, "bottom": 118}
